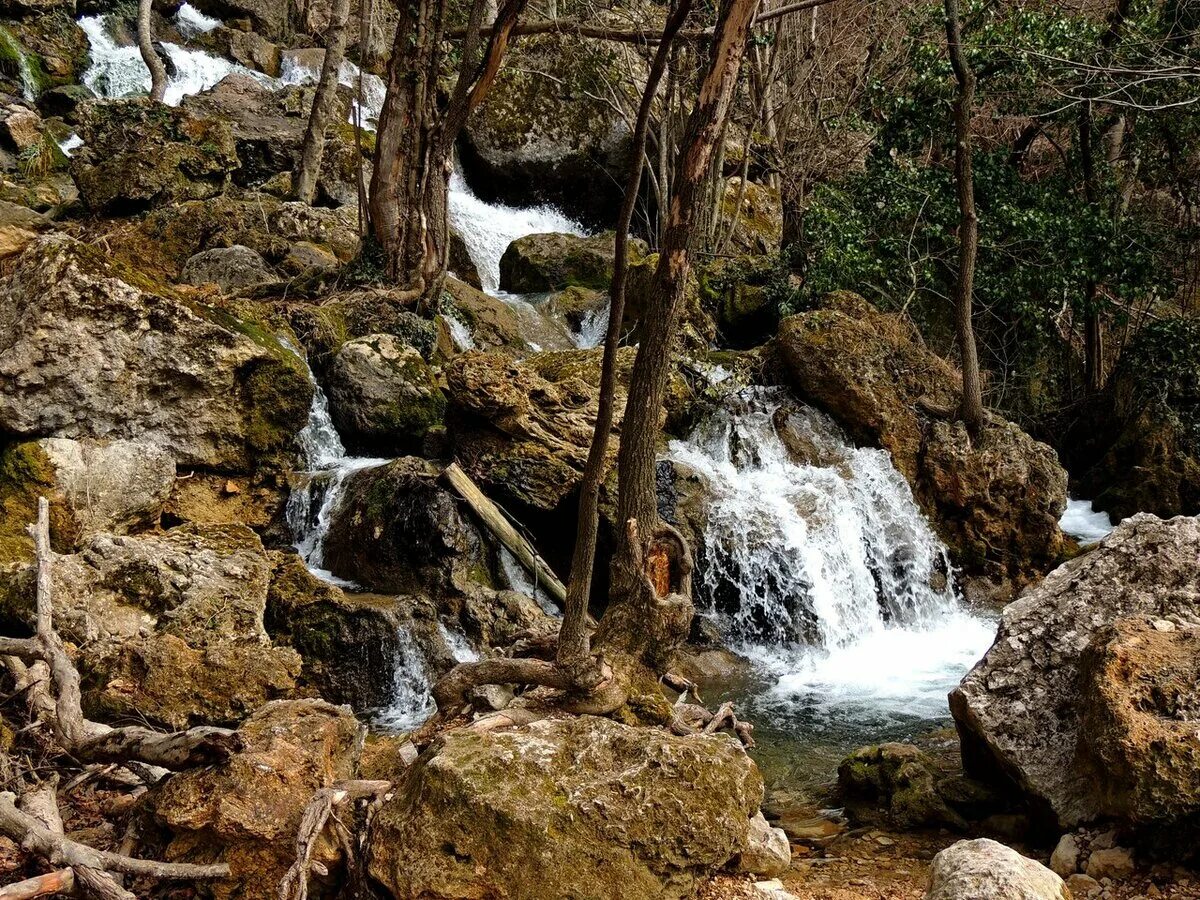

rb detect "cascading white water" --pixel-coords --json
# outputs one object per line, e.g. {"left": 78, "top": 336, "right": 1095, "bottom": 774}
{"left": 0, "top": 28, "right": 39, "bottom": 101}
{"left": 278, "top": 55, "right": 386, "bottom": 131}
{"left": 373, "top": 627, "right": 436, "bottom": 731}
{"left": 79, "top": 15, "right": 267, "bottom": 106}
{"left": 667, "top": 387, "right": 993, "bottom": 725}
{"left": 174, "top": 2, "right": 220, "bottom": 38}
{"left": 1059, "top": 498, "right": 1115, "bottom": 546}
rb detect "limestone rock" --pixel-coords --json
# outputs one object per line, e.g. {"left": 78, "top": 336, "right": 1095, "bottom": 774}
{"left": 718, "top": 177, "right": 782, "bottom": 255}
{"left": 70, "top": 99, "right": 238, "bottom": 212}
{"left": 322, "top": 457, "right": 485, "bottom": 597}
{"left": 441, "top": 276, "right": 526, "bottom": 351}
{"left": 153, "top": 699, "right": 363, "bottom": 900}
{"left": 775, "top": 293, "right": 1067, "bottom": 579}
{"left": 951, "top": 514, "right": 1200, "bottom": 830}
{"left": 367, "top": 716, "right": 764, "bottom": 899}
{"left": 925, "top": 839, "right": 1070, "bottom": 900}
{"left": 1067, "top": 874, "right": 1100, "bottom": 897}
{"left": 1085, "top": 847, "right": 1135, "bottom": 881}
{"left": 1075, "top": 618, "right": 1200, "bottom": 828}
{"left": 1050, "top": 833, "right": 1081, "bottom": 878}
{"left": 326, "top": 335, "right": 445, "bottom": 454}
{"left": 0, "top": 523, "right": 301, "bottom": 728}
{"left": 0, "top": 235, "right": 312, "bottom": 471}
{"left": 737, "top": 812, "right": 791, "bottom": 878}
{"left": 444, "top": 349, "right": 632, "bottom": 511}
{"left": 181, "top": 244, "right": 277, "bottom": 292}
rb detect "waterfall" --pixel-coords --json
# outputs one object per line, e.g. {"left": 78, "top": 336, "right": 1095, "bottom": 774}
{"left": 373, "top": 627, "right": 436, "bottom": 731}
{"left": 278, "top": 55, "right": 386, "bottom": 131}
{"left": 1059, "top": 498, "right": 1115, "bottom": 546}
{"left": 0, "top": 28, "right": 39, "bottom": 101}
{"left": 667, "top": 387, "right": 993, "bottom": 723}
{"left": 79, "top": 15, "right": 267, "bottom": 106}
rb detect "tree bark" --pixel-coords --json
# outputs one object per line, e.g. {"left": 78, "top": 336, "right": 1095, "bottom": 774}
{"left": 369, "top": 0, "right": 528, "bottom": 301}
{"left": 137, "top": 0, "right": 167, "bottom": 103}
{"left": 598, "top": 0, "right": 760, "bottom": 668}
{"left": 556, "top": 0, "right": 694, "bottom": 687}
{"left": 294, "top": 0, "right": 352, "bottom": 204}
{"left": 944, "top": 0, "right": 984, "bottom": 437}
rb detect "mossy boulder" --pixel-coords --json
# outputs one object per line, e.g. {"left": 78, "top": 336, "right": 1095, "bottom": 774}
{"left": 326, "top": 334, "right": 446, "bottom": 455}
{"left": 774, "top": 292, "right": 1067, "bottom": 581}
{"left": 717, "top": 176, "right": 782, "bottom": 255}
{"left": 280, "top": 290, "right": 437, "bottom": 368}
{"left": 838, "top": 743, "right": 970, "bottom": 830}
{"left": 626, "top": 251, "right": 717, "bottom": 348}
{"left": 70, "top": 99, "right": 239, "bottom": 212}
{"left": 499, "top": 231, "right": 643, "bottom": 294}
{"left": 698, "top": 254, "right": 784, "bottom": 348}
{"left": 367, "top": 715, "right": 765, "bottom": 899}
{"left": 460, "top": 31, "right": 640, "bottom": 225}
{"left": 152, "top": 699, "right": 363, "bottom": 900}
{"left": 0, "top": 235, "right": 312, "bottom": 471}
{"left": 440, "top": 275, "right": 526, "bottom": 351}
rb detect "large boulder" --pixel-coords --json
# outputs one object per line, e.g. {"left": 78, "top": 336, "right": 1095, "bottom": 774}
{"left": 838, "top": 743, "right": 970, "bottom": 831}
{"left": 0, "top": 236, "right": 312, "bottom": 472}
{"left": 326, "top": 334, "right": 446, "bottom": 455}
{"left": 70, "top": 99, "right": 239, "bottom": 212}
{"left": 775, "top": 292, "right": 1067, "bottom": 580}
{"left": 925, "top": 839, "right": 1070, "bottom": 900}
{"left": 181, "top": 74, "right": 366, "bottom": 205}
{"left": 367, "top": 716, "right": 765, "bottom": 899}
{"left": 181, "top": 244, "right": 278, "bottom": 293}
{"left": 499, "top": 231, "right": 642, "bottom": 294}
{"left": 0, "top": 523, "right": 301, "bottom": 728}
{"left": 444, "top": 350, "right": 631, "bottom": 512}
{"left": 460, "top": 33, "right": 637, "bottom": 226}
{"left": 951, "top": 514, "right": 1200, "bottom": 832}
{"left": 152, "top": 699, "right": 363, "bottom": 900}
{"left": 0, "top": 438, "right": 174, "bottom": 562}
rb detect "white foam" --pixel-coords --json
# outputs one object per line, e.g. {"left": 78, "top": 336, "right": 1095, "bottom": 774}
{"left": 174, "top": 2, "right": 221, "bottom": 38}
{"left": 1059, "top": 498, "right": 1115, "bottom": 546}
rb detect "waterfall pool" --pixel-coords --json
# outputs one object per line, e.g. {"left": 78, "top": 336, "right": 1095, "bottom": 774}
{"left": 667, "top": 387, "right": 997, "bottom": 796}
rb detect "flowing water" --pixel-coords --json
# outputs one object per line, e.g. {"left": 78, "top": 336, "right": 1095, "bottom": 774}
{"left": 1059, "top": 498, "right": 1115, "bottom": 546}
{"left": 667, "top": 388, "right": 995, "bottom": 792}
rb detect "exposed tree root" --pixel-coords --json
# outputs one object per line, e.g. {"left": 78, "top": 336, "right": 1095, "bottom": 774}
{"left": 279, "top": 780, "right": 393, "bottom": 900}
{"left": 0, "top": 499, "right": 236, "bottom": 896}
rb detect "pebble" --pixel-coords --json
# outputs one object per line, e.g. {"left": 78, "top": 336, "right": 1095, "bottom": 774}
{"left": 1068, "top": 873, "right": 1101, "bottom": 897}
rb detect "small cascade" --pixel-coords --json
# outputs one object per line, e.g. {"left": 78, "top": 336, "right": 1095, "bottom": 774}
{"left": 1059, "top": 498, "right": 1115, "bottom": 546}
{"left": 667, "top": 387, "right": 993, "bottom": 725}
{"left": 373, "top": 628, "right": 435, "bottom": 731}
{"left": 79, "top": 15, "right": 267, "bottom": 105}
{"left": 0, "top": 29, "right": 39, "bottom": 101}
{"left": 278, "top": 55, "right": 386, "bottom": 130}
{"left": 281, "top": 340, "right": 386, "bottom": 584}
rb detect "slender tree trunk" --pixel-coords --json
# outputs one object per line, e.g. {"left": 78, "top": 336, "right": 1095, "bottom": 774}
{"left": 369, "top": 0, "right": 527, "bottom": 302}
{"left": 597, "top": 0, "right": 760, "bottom": 670}
{"left": 294, "top": 0, "right": 352, "bottom": 204}
{"left": 557, "top": 0, "right": 694, "bottom": 688}
{"left": 944, "top": 0, "right": 984, "bottom": 437}
{"left": 138, "top": 0, "right": 167, "bottom": 103}
{"left": 1078, "top": 100, "right": 1105, "bottom": 394}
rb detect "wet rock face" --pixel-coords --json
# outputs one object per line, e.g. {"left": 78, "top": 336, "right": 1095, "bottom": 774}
{"left": 0, "top": 235, "right": 312, "bottom": 472}
{"left": 838, "top": 743, "right": 973, "bottom": 831}
{"left": 774, "top": 292, "right": 1067, "bottom": 580}
{"left": 70, "top": 99, "right": 239, "bottom": 212}
{"left": 925, "top": 839, "right": 1070, "bottom": 900}
{"left": 367, "top": 716, "right": 764, "bottom": 899}
{"left": 153, "top": 699, "right": 363, "bottom": 900}
{"left": 951, "top": 514, "right": 1200, "bottom": 833}
{"left": 325, "top": 334, "right": 446, "bottom": 455}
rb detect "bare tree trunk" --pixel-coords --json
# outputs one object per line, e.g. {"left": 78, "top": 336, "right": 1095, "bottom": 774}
{"left": 138, "top": 0, "right": 167, "bottom": 103}
{"left": 1078, "top": 100, "right": 1105, "bottom": 394}
{"left": 294, "top": 0, "right": 352, "bottom": 204}
{"left": 557, "top": 0, "right": 694, "bottom": 688}
{"left": 944, "top": 0, "right": 984, "bottom": 437}
{"left": 369, "top": 0, "right": 528, "bottom": 302}
{"left": 598, "top": 0, "right": 760, "bottom": 671}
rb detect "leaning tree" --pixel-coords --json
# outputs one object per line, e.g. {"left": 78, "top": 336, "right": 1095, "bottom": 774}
{"left": 431, "top": 0, "right": 762, "bottom": 719}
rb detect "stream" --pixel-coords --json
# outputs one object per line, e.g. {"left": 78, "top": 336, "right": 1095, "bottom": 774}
{"left": 76, "top": 15, "right": 1121, "bottom": 796}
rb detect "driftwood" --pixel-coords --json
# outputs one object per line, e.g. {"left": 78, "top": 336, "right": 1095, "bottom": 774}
{"left": 0, "top": 498, "right": 234, "bottom": 896}
{"left": 442, "top": 463, "right": 568, "bottom": 608}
